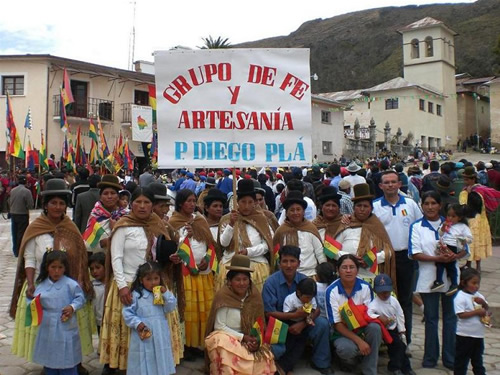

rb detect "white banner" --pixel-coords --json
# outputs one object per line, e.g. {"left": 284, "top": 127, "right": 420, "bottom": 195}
{"left": 154, "top": 49, "right": 312, "bottom": 168}
{"left": 131, "top": 105, "right": 153, "bottom": 142}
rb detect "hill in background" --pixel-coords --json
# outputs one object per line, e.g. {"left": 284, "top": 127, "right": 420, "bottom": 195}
{"left": 236, "top": 0, "right": 500, "bottom": 93}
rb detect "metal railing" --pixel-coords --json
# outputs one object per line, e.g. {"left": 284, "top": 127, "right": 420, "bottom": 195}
{"left": 121, "top": 103, "right": 133, "bottom": 123}
{"left": 53, "top": 95, "right": 114, "bottom": 121}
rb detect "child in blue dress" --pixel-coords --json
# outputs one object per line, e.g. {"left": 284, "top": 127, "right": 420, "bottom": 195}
{"left": 30, "top": 250, "right": 86, "bottom": 375}
{"left": 122, "top": 261, "right": 177, "bottom": 375}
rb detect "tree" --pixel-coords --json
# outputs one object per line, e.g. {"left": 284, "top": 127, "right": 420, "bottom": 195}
{"left": 199, "top": 35, "right": 232, "bottom": 49}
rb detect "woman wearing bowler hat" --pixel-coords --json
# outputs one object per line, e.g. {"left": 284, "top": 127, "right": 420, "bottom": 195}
{"left": 333, "top": 183, "right": 396, "bottom": 287}
{"left": 273, "top": 190, "right": 326, "bottom": 277}
{"left": 218, "top": 179, "right": 274, "bottom": 292}
{"left": 205, "top": 254, "right": 276, "bottom": 374}
{"left": 10, "top": 178, "right": 94, "bottom": 373}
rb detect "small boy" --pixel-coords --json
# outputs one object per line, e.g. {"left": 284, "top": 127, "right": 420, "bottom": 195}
{"left": 368, "top": 274, "right": 415, "bottom": 375}
{"left": 283, "top": 277, "right": 318, "bottom": 325}
{"left": 89, "top": 252, "right": 106, "bottom": 335}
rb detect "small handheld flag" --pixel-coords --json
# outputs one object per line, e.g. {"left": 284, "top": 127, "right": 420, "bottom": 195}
{"left": 273, "top": 243, "right": 280, "bottom": 267}
{"left": 25, "top": 294, "right": 43, "bottom": 327}
{"left": 82, "top": 217, "right": 106, "bottom": 248}
{"left": 362, "top": 247, "right": 378, "bottom": 274}
{"left": 177, "top": 237, "right": 198, "bottom": 275}
{"left": 250, "top": 317, "right": 265, "bottom": 347}
{"left": 323, "top": 235, "right": 342, "bottom": 260}
{"left": 264, "top": 316, "right": 288, "bottom": 344}
{"left": 204, "top": 244, "right": 219, "bottom": 274}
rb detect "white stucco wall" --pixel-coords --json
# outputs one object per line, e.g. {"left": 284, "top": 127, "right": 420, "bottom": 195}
{"left": 311, "top": 100, "right": 344, "bottom": 162}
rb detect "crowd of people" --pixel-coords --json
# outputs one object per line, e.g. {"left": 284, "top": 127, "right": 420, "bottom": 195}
{"left": 5, "top": 155, "right": 500, "bottom": 375}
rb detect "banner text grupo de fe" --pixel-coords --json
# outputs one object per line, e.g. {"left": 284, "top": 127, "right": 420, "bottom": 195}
{"left": 154, "top": 49, "right": 312, "bottom": 168}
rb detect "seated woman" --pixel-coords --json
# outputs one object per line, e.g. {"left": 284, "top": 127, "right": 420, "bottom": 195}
{"left": 325, "top": 254, "right": 382, "bottom": 375}
{"left": 273, "top": 190, "right": 325, "bottom": 277}
{"left": 205, "top": 254, "right": 276, "bottom": 375}
{"left": 334, "top": 183, "right": 396, "bottom": 287}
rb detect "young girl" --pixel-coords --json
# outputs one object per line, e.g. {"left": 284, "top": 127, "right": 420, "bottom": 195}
{"left": 454, "top": 268, "right": 489, "bottom": 375}
{"left": 315, "top": 262, "right": 337, "bottom": 319}
{"left": 431, "top": 203, "right": 472, "bottom": 296}
{"left": 122, "top": 262, "right": 177, "bottom": 375}
{"left": 31, "top": 250, "right": 85, "bottom": 375}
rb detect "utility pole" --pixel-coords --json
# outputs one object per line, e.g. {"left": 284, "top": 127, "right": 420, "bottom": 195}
{"left": 128, "top": 1, "right": 137, "bottom": 70}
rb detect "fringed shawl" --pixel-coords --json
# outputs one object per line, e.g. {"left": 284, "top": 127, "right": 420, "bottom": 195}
{"left": 10, "top": 214, "right": 93, "bottom": 318}
{"left": 273, "top": 218, "right": 323, "bottom": 248}
{"left": 312, "top": 214, "right": 342, "bottom": 239}
{"left": 169, "top": 211, "right": 215, "bottom": 247}
{"left": 334, "top": 214, "right": 397, "bottom": 294}
{"left": 258, "top": 207, "right": 280, "bottom": 232}
{"left": 218, "top": 209, "right": 274, "bottom": 264}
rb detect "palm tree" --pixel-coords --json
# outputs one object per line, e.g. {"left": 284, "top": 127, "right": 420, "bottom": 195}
{"left": 199, "top": 35, "right": 232, "bottom": 49}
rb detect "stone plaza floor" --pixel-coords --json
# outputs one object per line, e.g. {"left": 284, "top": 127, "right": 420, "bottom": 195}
{"left": 0, "top": 210, "right": 500, "bottom": 374}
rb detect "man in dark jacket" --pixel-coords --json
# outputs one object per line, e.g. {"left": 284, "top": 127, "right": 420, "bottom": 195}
{"left": 9, "top": 175, "right": 34, "bottom": 257}
{"left": 74, "top": 174, "right": 101, "bottom": 233}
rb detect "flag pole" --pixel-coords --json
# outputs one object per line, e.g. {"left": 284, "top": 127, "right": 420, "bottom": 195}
{"left": 232, "top": 167, "right": 239, "bottom": 253}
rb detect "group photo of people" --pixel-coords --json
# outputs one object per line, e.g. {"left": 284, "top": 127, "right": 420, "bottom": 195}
{"left": 4, "top": 154, "right": 500, "bottom": 375}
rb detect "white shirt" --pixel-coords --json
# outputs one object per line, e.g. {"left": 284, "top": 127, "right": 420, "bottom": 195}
{"left": 219, "top": 222, "right": 270, "bottom": 265}
{"left": 214, "top": 306, "right": 244, "bottom": 341}
{"left": 279, "top": 229, "right": 325, "bottom": 277}
{"left": 454, "top": 290, "right": 487, "bottom": 338}
{"left": 325, "top": 278, "right": 373, "bottom": 324}
{"left": 373, "top": 194, "right": 422, "bottom": 251}
{"left": 441, "top": 222, "right": 473, "bottom": 248}
{"left": 368, "top": 295, "right": 405, "bottom": 332}
{"left": 24, "top": 234, "right": 54, "bottom": 280}
{"left": 176, "top": 213, "right": 211, "bottom": 275}
{"left": 283, "top": 292, "right": 318, "bottom": 321}
{"left": 409, "top": 217, "right": 469, "bottom": 293}
{"left": 278, "top": 196, "right": 317, "bottom": 225}
{"left": 335, "top": 227, "right": 386, "bottom": 279}
{"left": 111, "top": 226, "right": 149, "bottom": 289}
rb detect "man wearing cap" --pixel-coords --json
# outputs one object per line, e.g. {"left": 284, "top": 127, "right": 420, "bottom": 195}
{"left": 179, "top": 171, "right": 196, "bottom": 192}
{"left": 343, "top": 162, "right": 366, "bottom": 197}
{"left": 8, "top": 176, "right": 34, "bottom": 257}
{"left": 338, "top": 179, "right": 354, "bottom": 215}
{"left": 139, "top": 165, "right": 155, "bottom": 188}
{"left": 217, "top": 169, "right": 233, "bottom": 195}
{"left": 262, "top": 245, "right": 332, "bottom": 375}
{"left": 372, "top": 170, "right": 422, "bottom": 351}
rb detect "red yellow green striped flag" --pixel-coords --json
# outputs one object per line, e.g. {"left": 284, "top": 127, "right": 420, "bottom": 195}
{"left": 362, "top": 247, "right": 378, "bottom": 273}
{"left": 177, "top": 237, "right": 198, "bottom": 276}
{"left": 339, "top": 299, "right": 368, "bottom": 330}
{"left": 204, "top": 244, "right": 219, "bottom": 274}
{"left": 264, "top": 316, "right": 288, "bottom": 344}
{"left": 273, "top": 243, "right": 280, "bottom": 267}
{"left": 250, "top": 316, "right": 265, "bottom": 347}
{"left": 25, "top": 294, "right": 43, "bottom": 327}
{"left": 323, "top": 234, "right": 342, "bottom": 260}
{"left": 82, "top": 217, "right": 106, "bottom": 248}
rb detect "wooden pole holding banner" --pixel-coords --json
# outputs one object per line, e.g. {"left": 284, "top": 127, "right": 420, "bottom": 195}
{"left": 232, "top": 168, "right": 239, "bottom": 253}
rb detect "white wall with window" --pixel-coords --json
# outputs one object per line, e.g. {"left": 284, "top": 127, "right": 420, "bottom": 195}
{"left": 311, "top": 96, "right": 344, "bottom": 162}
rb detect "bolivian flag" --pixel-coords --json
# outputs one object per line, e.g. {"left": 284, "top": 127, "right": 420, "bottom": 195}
{"left": 272, "top": 243, "right": 280, "bottom": 268}
{"left": 204, "top": 244, "right": 219, "bottom": 274}
{"left": 177, "top": 237, "right": 198, "bottom": 276}
{"left": 25, "top": 294, "right": 43, "bottom": 327}
{"left": 250, "top": 316, "right": 265, "bottom": 347}
{"left": 339, "top": 299, "right": 367, "bottom": 331}
{"left": 362, "top": 247, "right": 378, "bottom": 273}
{"left": 264, "top": 316, "right": 288, "bottom": 344}
{"left": 83, "top": 217, "right": 106, "bottom": 248}
{"left": 323, "top": 235, "right": 342, "bottom": 260}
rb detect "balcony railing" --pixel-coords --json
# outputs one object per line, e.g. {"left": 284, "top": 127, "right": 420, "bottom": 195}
{"left": 120, "top": 103, "right": 152, "bottom": 124}
{"left": 53, "top": 95, "right": 114, "bottom": 121}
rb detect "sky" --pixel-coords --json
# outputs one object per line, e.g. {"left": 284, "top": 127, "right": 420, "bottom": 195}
{"left": 0, "top": 0, "right": 475, "bottom": 70}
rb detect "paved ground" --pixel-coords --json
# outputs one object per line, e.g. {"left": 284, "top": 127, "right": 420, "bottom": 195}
{"left": 1, "top": 162, "right": 500, "bottom": 374}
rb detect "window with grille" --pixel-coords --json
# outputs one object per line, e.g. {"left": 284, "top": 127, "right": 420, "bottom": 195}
{"left": 2, "top": 75, "right": 24, "bottom": 95}
{"left": 321, "top": 110, "right": 331, "bottom": 124}
{"left": 385, "top": 98, "right": 399, "bottom": 110}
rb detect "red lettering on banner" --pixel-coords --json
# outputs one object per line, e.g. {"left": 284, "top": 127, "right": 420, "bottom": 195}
{"left": 177, "top": 110, "right": 294, "bottom": 130}
{"left": 247, "top": 65, "right": 277, "bottom": 86}
{"left": 163, "top": 63, "right": 232, "bottom": 104}
{"left": 228, "top": 86, "right": 241, "bottom": 104}
{"left": 279, "top": 73, "right": 309, "bottom": 100}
